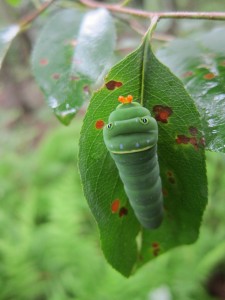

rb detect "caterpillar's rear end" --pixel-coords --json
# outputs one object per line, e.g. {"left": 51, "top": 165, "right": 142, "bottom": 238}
{"left": 103, "top": 95, "right": 163, "bottom": 229}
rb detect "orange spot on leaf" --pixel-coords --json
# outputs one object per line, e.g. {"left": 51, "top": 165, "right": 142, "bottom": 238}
{"left": 153, "top": 105, "right": 173, "bottom": 123}
{"left": 204, "top": 73, "right": 216, "bottom": 80}
{"left": 111, "top": 199, "right": 120, "bottom": 213}
{"left": 95, "top": 120, "right": 105, "bottom": 129}
{"left": 105, "top": 80, "right": 123, "bottom": 90}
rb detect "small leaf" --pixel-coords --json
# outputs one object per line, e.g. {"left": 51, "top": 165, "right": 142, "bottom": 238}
{"left": 157, "top": 27, "right": 225, "bottom": 153}
{"left": 0, "top": 25, "right": 20, "bottom": 69}
{"left": 79, "top": 31, "right": 208, "bottom": 276}
{"left": 32, "top": 8, "right": 116, "bottom": 125}
{"left": 73, "top": 8, "right": 116, "bottom": 84}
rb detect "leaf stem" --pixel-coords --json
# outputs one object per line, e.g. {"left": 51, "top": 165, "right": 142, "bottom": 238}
{"left": 140, "top": 17, "right": 160, "bottom": 106}
{"left": 148, "top": 16, "right": 159, "bottom": 39}
{"left": 79, "top": 0, "right": 225, "bottom": 21}
{"left": 19, "top": 0, "right": 56, "bottom": 29}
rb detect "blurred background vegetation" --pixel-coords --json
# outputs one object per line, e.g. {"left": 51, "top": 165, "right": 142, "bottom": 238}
{"left": 1, "top": 0, "right": 225, "bottom": 299}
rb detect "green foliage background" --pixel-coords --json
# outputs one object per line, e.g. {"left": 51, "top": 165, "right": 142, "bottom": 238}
{"left": 1, "top": 109, "right": 225, "bottom": 299}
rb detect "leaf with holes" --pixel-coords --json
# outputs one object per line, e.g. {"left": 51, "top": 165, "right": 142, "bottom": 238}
{"left": 79, "top": 30, "right": 208, "bottom": 277}
{"left": 157, "top": 27, "right": 225, "bottom": 153}
{"left": 0, "top": 25, "right": 20, "bottom": 69}
{"left": 32, "top": 8, "right": 116, "bottom": 125}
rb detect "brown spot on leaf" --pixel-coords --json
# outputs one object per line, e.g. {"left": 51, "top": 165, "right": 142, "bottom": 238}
{"left": 105, "top": 80, "right": 123, "bottom": 90}
{"left": 152, "top": 242, "right": 160, "bottom": 256}
{"left": 189, "top": 137, "right": 198, "bottom": 150}
{"left": 176, "top": 134, "right": 200, "bottom": 150}
{"left": 70, "top": 75, "right": 80, "bottom": 81}
{"left": 95, "top": 120, "right": 105, "bottom": 129}
{"left": 176, "top": 135, "right": 190, "bottom": 145}
{"left": 204, "top": 73, "right": 216, "bottom": 80}
{"left": 189, "top": 126, "right": 198, "bottom": 136}
{"left": 152, "top": 242, "right": 159, "bottom": 249}
{"left": 83, "top": 85, "right": 90, "bottom": 95}
{"left": 220, "top": 60, "right": 225, "bottom": 66}
{"left": 153, "top": 105, "right": 173, "bottom": 123}
{"left": 167, "top": 171, "right": 173, "bottom": 177}
{"left": 39, "top": 58, "right": 48, "bottom": 66}
{"left": 181, "top": 71, "right": 194, "bottom": 78}
{"left": 167, "top": 171, "right": 175, "bottom": 184}
{"left": 52, "top": 73, "right": 61, "bottom": 80}
{"left": 162, "top": 188, "right": 168, "bottom": 197}
{"left": 119, "top": 207, "right": 128, "bottom": 217}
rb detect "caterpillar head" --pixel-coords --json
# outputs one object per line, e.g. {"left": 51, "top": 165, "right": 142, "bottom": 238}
{"left": 103, "top": 95, "right": 158, "bottom": 154}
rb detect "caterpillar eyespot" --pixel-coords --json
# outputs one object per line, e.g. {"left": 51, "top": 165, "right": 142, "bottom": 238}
{"left": 107, "top": 123, "right": 113, "bottom": 129}
{"left": 103, "top": 95, "right": 164, "bottom": 229}
{"left": 140, "top": 117, "right": 149, "bottom": 124}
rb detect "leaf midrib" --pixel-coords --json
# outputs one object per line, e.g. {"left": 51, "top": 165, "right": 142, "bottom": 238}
{"left": 140, "top": 33, "right": 151, "bottom": 106}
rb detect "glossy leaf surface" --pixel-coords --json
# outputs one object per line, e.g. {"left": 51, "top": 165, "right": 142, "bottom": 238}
{"left": 157, "top": 27, "right": 225, "bottom": 153}
{"left": 32, "top": 8, "right": 116, "bottom": 125}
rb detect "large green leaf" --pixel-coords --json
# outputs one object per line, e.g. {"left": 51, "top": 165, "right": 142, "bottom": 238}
{"left": 32, "top": 8, "right": 116, "bottom": 125}
{"left": 79, "top": 31, "right": 208, "bottom": 276}
{"left": 157, "top": 27, "right": 225, "bottom": 153}
{"left": 0, "top": 25, "right": 20, "bottom": 69}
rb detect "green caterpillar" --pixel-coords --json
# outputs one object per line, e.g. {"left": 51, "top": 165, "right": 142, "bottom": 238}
{"left": 103, "top": 95, "right": 163, "bottom": 229}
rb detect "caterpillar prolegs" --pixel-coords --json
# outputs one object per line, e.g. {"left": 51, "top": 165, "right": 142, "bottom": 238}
{"left": 103, "top": 95, "right": 163, "bottom": 229}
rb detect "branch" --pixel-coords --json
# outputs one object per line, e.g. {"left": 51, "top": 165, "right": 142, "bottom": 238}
{"left": 79, "top": 0, "right": 225, "bottom": 21}
{"left": 19, "top": 0, "right": 56, "bottom": 29}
